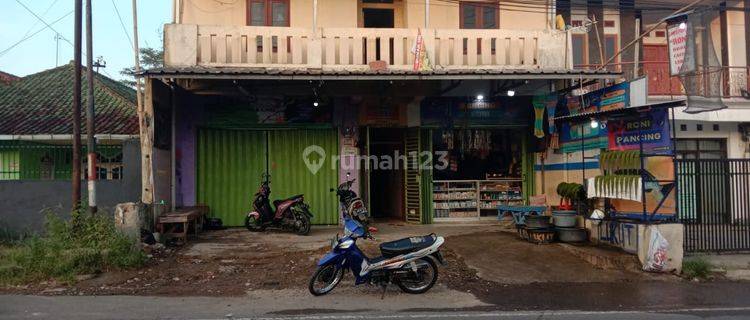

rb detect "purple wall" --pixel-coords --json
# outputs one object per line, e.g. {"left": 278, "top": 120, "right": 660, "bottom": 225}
{"left": 174, "top": 101, "right": 204, "bottom": 207}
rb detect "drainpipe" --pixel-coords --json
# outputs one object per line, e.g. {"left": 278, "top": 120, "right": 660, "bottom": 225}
{"left": 425, "top": 0, "right": 430, "bottom": 28}
{"left": 313, "top": 0, "right": 318, "bottom": 30}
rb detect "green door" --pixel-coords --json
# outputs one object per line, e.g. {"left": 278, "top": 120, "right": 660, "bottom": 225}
{"left": 268, "top": 130, "right": 339, "bottom": 225}
{"left": 197, "top": 129, "right": 268, "bottom": 226}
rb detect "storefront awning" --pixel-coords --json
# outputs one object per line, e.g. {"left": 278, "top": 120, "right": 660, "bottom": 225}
{"left": 140, "top": 67, "right": 621, "bottom": 81}
{"left": 551, "top": 99, "right": 687, "bottom": 122}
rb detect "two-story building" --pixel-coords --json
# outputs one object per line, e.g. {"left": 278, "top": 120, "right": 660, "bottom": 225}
{"left": 139, "top": 0, "right": 661, "bottom": 227}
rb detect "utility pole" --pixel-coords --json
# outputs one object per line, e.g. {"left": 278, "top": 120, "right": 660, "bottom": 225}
{"left": 72, "top": 0, "right": 83, "bottom": 211}
{"left": 85, "top": 0, "right": 97, "bottom": 214}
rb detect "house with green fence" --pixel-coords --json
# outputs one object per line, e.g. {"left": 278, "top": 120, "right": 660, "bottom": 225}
{"left": 0, "top": 64, "right": 141, "bottom": 234}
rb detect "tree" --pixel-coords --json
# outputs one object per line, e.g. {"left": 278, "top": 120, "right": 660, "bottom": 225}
{"left": 120, "top": 47, "right": 163, "bottom": 87}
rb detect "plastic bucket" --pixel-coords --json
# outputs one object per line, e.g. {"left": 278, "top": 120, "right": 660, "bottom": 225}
{"left": 552, "top": 211, "right": 577, "bottom": 228}
{"left": 524, "top": 215, "right": 551, "bottom": 229}
{"left": 556, "top": 227, "right": 587, "bottom": 243}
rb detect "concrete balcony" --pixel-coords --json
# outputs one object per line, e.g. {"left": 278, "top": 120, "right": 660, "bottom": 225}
{"left": 164, "top": 24, "right": 572, "bottom": 72}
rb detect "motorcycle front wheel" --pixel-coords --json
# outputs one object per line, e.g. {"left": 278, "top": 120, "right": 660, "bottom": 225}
{"left": 244, "top": 215, "right": 265, "bottom": 232}
{"left": 396, "top": 257, "right": 438, "bottom": 294}
{"left": 308, "top": 264, "right": 343, "bottom": 296}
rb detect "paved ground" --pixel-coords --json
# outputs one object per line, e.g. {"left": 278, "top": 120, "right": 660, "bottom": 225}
{"left": 699, "top": 254, "right": 750, "bottom": 281}
{"left": 2, "top": 281, "right": 750, "bottom": 319}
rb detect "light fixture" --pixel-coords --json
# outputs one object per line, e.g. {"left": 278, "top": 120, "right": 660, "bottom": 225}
{"left": 590, "top": 118, "right": 599, "bottom": 129}
{"left": 313, "top": 101, "right": 319, "bottom": 107}
{"left": 476, "top": 94, "right": 484, "bottom": 101}
{"left": 679, "top": 22, "right": 687, "bottom": 29}
{"left": 506, "top": 90, "right": 515, "bottom": 97}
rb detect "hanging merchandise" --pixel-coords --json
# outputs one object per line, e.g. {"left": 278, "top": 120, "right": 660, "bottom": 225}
{"left": 549, "top": 132, "right": 560, "bottom": 149}
{"left": 546, "top": 94, "right": 559, "bottom": 134}
{"left": 532, "top": 95, "right": 546, "bottom": 138}
{"left": 442, "top": 130, "right": 454, "bottom": 149}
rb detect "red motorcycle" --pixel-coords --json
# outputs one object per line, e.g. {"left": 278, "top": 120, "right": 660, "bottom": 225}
{"left": 245, "top": 175, "right": 313, "bottom": 235}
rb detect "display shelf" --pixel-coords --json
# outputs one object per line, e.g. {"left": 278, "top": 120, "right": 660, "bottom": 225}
{"left": 433, "top": 179, "right": 523, "bottom": 219}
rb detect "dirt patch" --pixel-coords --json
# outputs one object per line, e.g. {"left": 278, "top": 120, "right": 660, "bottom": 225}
{"left": 0, "top": 226, "right": 674, "bottom": 297}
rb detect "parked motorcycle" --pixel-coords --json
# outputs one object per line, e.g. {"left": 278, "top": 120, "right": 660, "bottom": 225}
{"left": 308, "top": 216, "right": 446, "bottom": 296}
{"left": 332, "top": 175, "right": 370, "bottom": 226}
{"left": 245, "top": 174, "right": 313, "bottom": 235}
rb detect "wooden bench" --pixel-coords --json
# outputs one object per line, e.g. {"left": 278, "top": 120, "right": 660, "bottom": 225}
{"left": 156, "top": 206, "right": 209, "bottom": 244}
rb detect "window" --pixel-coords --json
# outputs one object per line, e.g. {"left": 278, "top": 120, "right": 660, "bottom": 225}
{"left": 460, "top": 2, "right": 498, "bottom": 29}
{"left": 247, "top": 0, "right": 289, "bottom": 27}
{"left": 676, "top": 138, "right": 727, "bottom": 159}
{"left": 713, "top": 124, "right": 720, "bottom": 131}
{"left": 604, "top": 20, "right": 615, "bottom": 28}
{"left": 572, "top": 34, "right": 587, "bottom": 68}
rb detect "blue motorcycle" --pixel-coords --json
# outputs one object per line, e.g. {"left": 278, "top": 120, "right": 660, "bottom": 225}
{"left": 308, "top": 217, "right": 446, "bottom": 296}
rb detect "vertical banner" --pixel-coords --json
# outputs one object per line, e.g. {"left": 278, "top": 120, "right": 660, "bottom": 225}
{"left": 666, "top": 14, "right": 695, "bottom": 76}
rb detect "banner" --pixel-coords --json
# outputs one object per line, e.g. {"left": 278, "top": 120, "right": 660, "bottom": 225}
{"left": 666, "top": 14, "right": 696, "bottom": 76}
{"left": 607, "top": 109, "right": 672, "bottom": 154}
{"left": 563, "top": 81, "right": 630, "bottom": 116}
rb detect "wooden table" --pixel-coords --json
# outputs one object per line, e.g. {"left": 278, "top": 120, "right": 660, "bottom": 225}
{"left": 156, "top": 207, "right": 207, "bottom": 244}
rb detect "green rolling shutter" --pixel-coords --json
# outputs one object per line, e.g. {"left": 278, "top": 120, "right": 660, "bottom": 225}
{"left": 197, "top": 129, "right": 268, "bottom": 226}
{"left": 268, "top": 130, "right": 339, "bottom": 225}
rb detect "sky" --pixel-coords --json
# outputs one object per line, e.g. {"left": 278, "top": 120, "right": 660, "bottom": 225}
{"left": 0, "top": 0, "right": 171, "bottom": 81}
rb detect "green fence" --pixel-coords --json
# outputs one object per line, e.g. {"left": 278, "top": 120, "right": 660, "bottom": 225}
{"left": 0, "top": 141, "right": 122, "bottom": 180}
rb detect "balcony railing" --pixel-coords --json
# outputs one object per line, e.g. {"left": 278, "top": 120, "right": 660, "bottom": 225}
{"left": 164, "top": 24, "right": 571, "bottom": 71}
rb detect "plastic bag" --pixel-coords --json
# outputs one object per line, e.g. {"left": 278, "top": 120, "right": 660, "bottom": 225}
{"left": 643, "top": 226, "right": 670, "bottom": 272}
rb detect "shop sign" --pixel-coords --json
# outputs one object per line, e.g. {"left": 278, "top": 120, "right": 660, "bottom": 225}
{"left": 607, "top": 109, "right": 672, "bottom": 155}
{"left": 205, "top": 97, "right": 332, "bottom": 127}
{"left": 563, "top": 81, "right": 630, "bottom": 116}
{"left": 420, "top": 97, "right": 531, "bottom": 126}
{"left": 558, "top": 121, "right": 608, "bottom": 152}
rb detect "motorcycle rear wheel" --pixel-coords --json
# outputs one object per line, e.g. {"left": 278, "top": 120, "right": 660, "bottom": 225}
{"left": 396, "top": 257, "right": 438, "bottom": 294}
{"left": 244, "top": 215, "right": 266, "bottom": 232}
{"left": 308, "top": 264, "right": 343, "bottom": 296}
{"left": 296, "top": 213, "right": 311, "bottom": 236}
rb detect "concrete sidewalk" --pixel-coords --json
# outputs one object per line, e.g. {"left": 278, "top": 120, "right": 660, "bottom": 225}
{"left": 701, "top": 254, "right": 750, "bottom": 280}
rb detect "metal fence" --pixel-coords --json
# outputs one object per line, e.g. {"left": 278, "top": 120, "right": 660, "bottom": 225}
{"left": 0, "top": 142, "right": 122, "bottom": 181}
{"left": 676, "top": 159, "right": 750, "bottom": 253}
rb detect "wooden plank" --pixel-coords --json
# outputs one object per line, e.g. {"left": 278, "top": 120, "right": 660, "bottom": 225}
{"left": 467, "top": 36, "right": 477, "bottom": 66}
{"left": 324, "top": 37, "right": 336, "bottom": 65}
{"left": 509, "top": 38, "right": 521, "bottom": 66}
{"left": 278, "top": 36, "right": 288, "bottom": 64}
{"left": 481, "top": 37, "right": 492, "bottom": 66}
{"left": 216, "top": 35, "right": 227, "bottom": 64}
{"left": 366, "top": 37, "right": 376, "bottom": 63}
{"left": 524, "top": 37, "right": 537, "bottom": 66}
{"left": 262, "top": 35, "right": 272, "bottom": 64}
{"left": 230, "top": 33, "right": 241, "bottom": 64}
{"left": 353, "top": 37, "right": 363, "bottom": 65}
{"left": 379, "top": 36, "right": 391, "bottom": 65}
{"left": 393, "top": 36, "right": 404, "bottom": 66}
{"left": 438, "top": 38, "right": 449, "bottom": 66}
{"left": 198, "top": 35, "right": 211, "bottom": 64}
{"left": 453, "top": 38, "right": 464, "bottom": 66}
{"left": 291, "top": 36, "right": 302, "bottom": 64}
{"left": 339, "top": 37, "right": 351, "bottom": 65}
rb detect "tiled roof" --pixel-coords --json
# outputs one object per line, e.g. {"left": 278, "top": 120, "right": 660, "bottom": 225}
{"left": 0, "top": 63, "right": 138, "bottom": 135}
{"left": 141, "top": 66, "right": 621, "bottom": 80}
{"left": 0, "top": 71, "right": 20, "bottom": 86}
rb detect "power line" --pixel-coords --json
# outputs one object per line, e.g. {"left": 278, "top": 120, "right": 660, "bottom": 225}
{"left": 0, "top": 10, "right": 73, "bottom": 58}
{"left": 19, "top": 0, "right": 61, "bottom": 39}
{"left": 111, "top": 0, "right": 134, "bottom": 50}
{"left": 13, "top": 0, "right": 74, "bottom": 47}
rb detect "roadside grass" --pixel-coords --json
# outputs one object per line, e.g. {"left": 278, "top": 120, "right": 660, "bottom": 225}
{"left": 682, "top": 257, "right": 712, "bottom": 280}
{"left": 0, "top": 211, "right": 145, "bottom": 285}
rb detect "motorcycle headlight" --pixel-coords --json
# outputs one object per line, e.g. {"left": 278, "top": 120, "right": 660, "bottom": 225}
{"left": 338, "top": 239, "right": 354, "bottom": 249}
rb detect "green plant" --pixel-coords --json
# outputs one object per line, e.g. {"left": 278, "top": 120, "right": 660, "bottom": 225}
{"left": 556, "top": 182, "right": 585, "bottom": 201}
{"left": 0, "top": 210, "right": 145, "bottom": 285}
{"left": 682, "top": 257, "right": 712, "bottom": 279}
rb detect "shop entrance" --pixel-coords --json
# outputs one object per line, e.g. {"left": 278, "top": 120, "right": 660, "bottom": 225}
{"left": 368, "top": 128, "right": 406, "bottom": 221}
{"left": 431, "top": 128, "right": 526, "bottom": 220}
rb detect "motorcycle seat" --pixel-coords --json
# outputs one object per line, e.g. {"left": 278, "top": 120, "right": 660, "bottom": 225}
{"left": 380, "top": 234, "right": 437, "bottom": 258}
{"left": 273, "top": 194, "right": 303, "bottom": 206}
